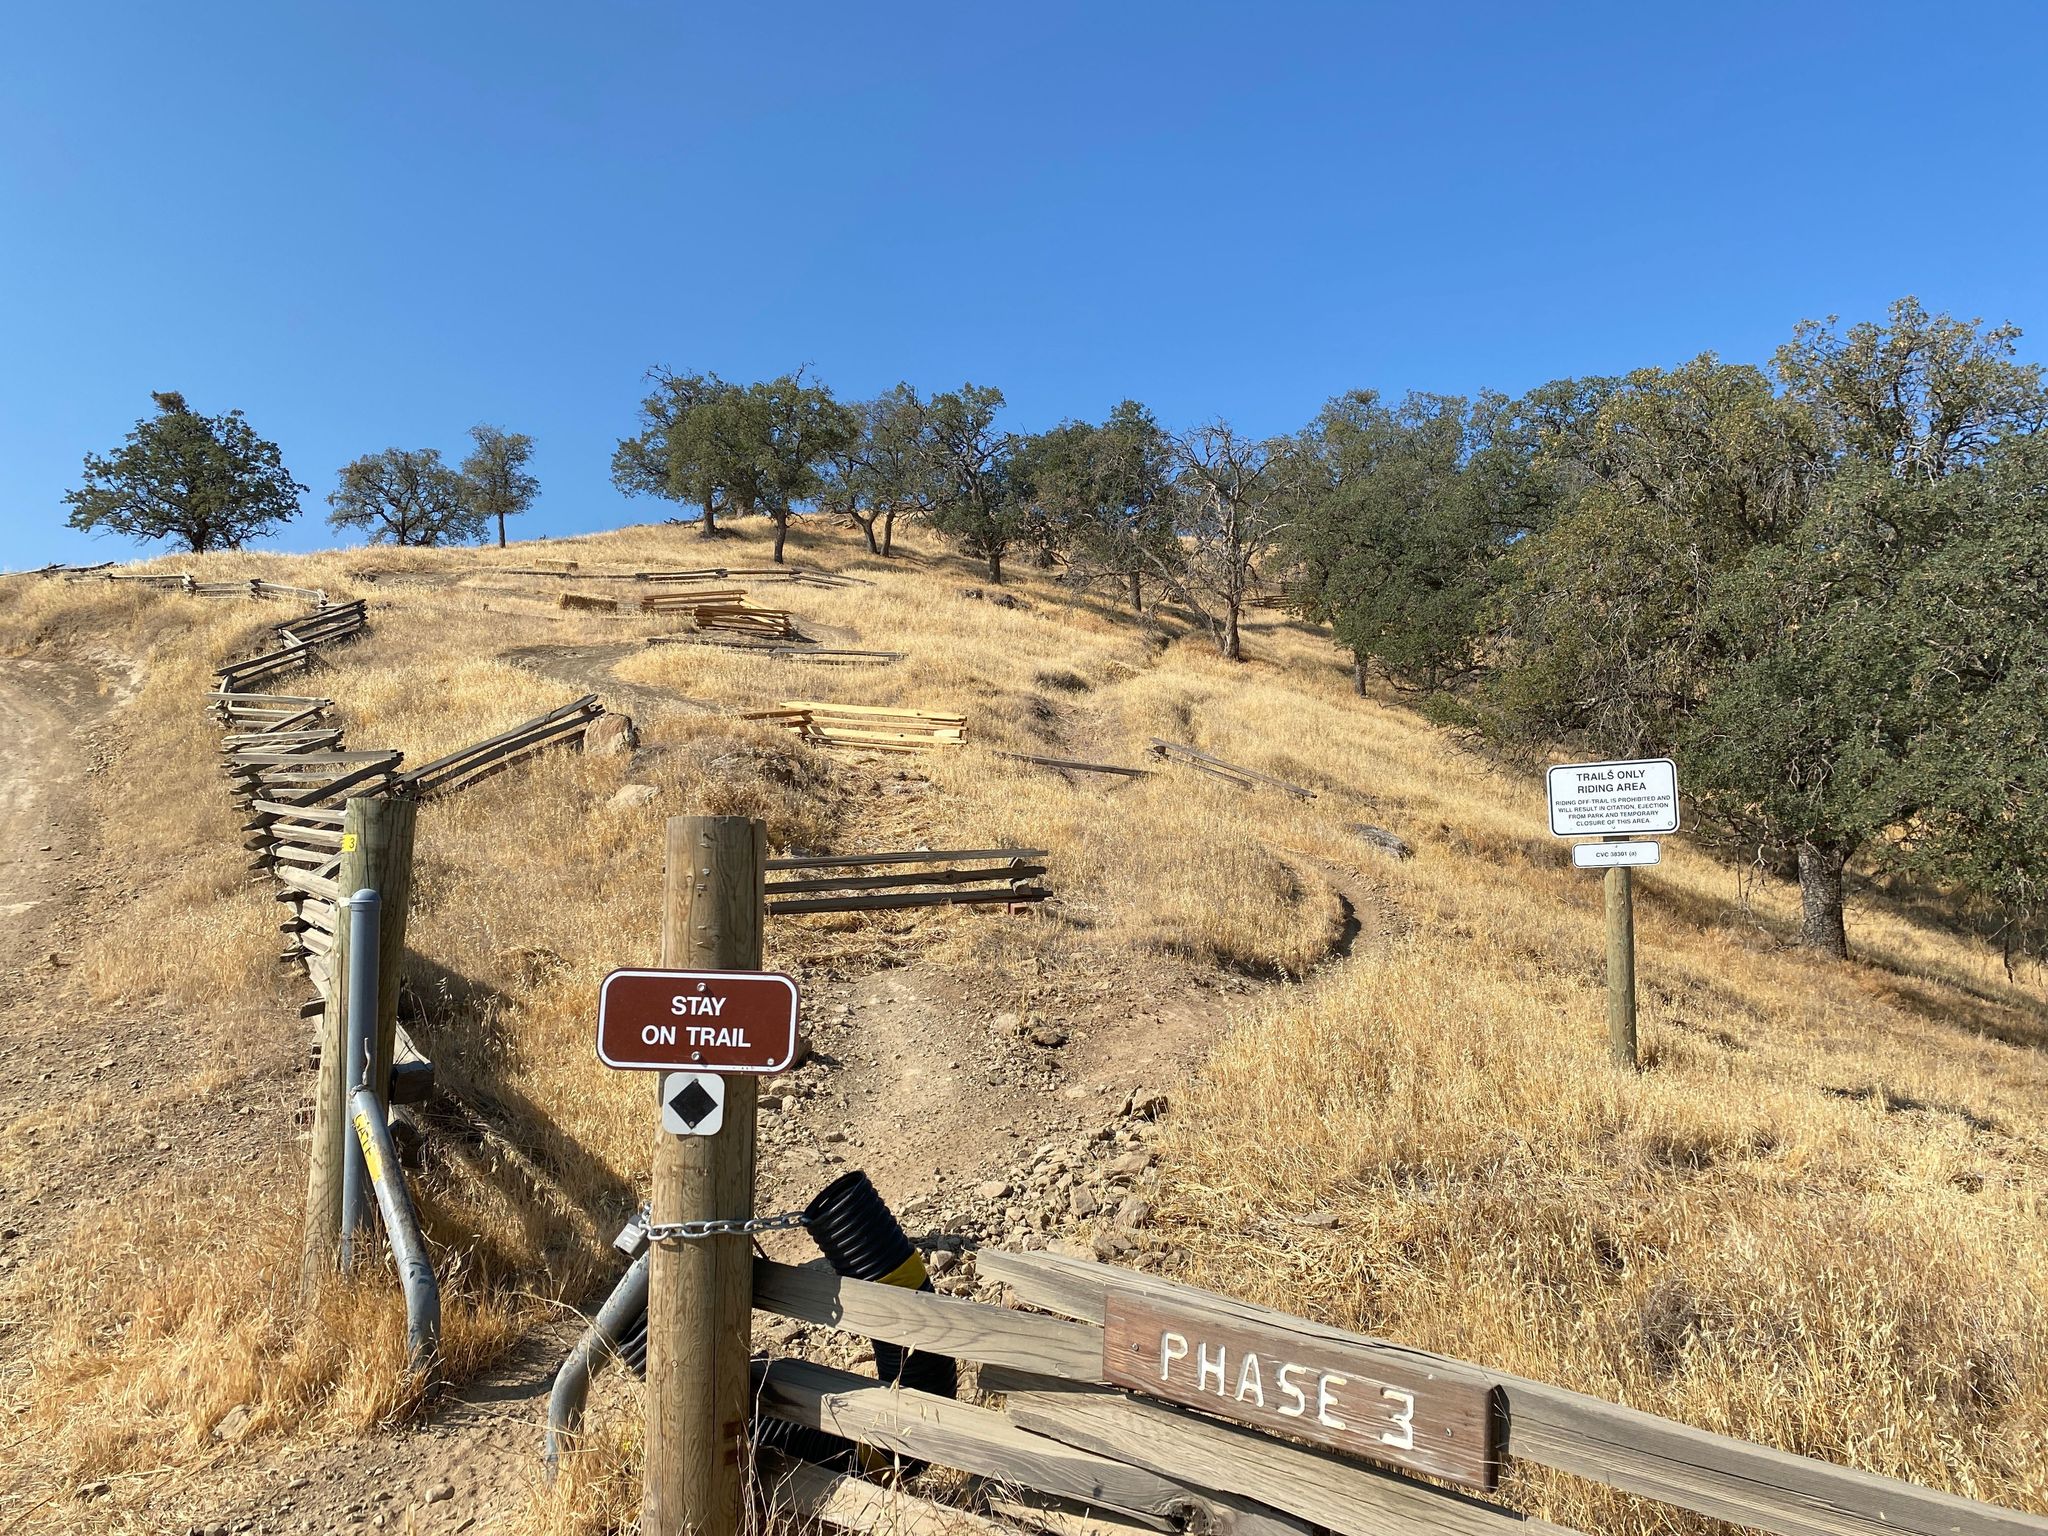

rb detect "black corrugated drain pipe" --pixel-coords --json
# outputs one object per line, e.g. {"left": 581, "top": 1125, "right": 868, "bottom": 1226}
{"left": 803, "top": 1170, "right": 959, "bottom": 1402}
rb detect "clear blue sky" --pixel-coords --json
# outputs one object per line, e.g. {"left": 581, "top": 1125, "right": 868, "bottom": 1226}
{"left": 5, "top": 2, "right": 2045, "bottom": 570}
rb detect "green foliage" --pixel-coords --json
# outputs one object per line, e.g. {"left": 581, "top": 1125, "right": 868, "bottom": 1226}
{"left": 1484, "top": 300, "right": 2048, "bottom": 955}
{"left": 822, "top": 384, "right": 935, "bottom": 556}
{"left": 1285, "top": 391, "right": 1519, "bottom": 692}
{"left": 458, "top": 425, "right": 539, "bottom": 548}
{"left": 64, "top": 391, "right": 305, "bottom": 552}
{"left": 743, "top": 373, "right": 859, "bottom": 563}
{"left": 326, "top": 448, "right": 482, "bottom": 547}
{"left": 912, "top": 384, "right": 1029, "bottom": 582}
{"left": 612, "top": 369, "right": 854, "bottom": 560}
{"left": 1015, "top": 400, "right": 1179, "bottom": 609}
{"left": 612, "top": 369, "right": 743, "bottom": 537}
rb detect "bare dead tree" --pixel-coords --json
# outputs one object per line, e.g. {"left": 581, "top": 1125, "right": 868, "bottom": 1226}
{"left": 1146, "top": 422, "right": 1297, "bottom": 660}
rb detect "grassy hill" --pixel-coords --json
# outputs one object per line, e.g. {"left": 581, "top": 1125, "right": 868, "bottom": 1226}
{"left": 2, "top": 514, "right": 2044, "bottom": 1532}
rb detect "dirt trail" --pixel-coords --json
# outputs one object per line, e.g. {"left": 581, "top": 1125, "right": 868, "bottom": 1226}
{"left": 0, "top": 647, "right": 1372, "bottom": 1534}
{"left": 0, "top": 661, "right": 553, "bottom": 1535}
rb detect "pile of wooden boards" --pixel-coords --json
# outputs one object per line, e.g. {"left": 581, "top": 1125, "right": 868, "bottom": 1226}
{"left": 744, "top": 700, "right": 966, "bottom": 753}
{"left": 765, "top": 847, "right": 1048, "bottom": 914}
{"left": 639, "top": 586, "right": 748, "bottom": 613}
{"left": 692, "top": 598, "right": 800, "bottom": 640}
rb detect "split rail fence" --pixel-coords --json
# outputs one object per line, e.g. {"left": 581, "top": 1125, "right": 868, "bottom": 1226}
{"left": 766, "top": 847, "right": 1050, "bottom": 915}
{"left": 741, "top": 1247, "right": 2048, "bottom": 1536}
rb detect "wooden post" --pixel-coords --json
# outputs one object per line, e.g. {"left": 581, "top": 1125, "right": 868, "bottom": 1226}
{"left": 1605, "top": 866, "right": 1638, "bottom": 1070}
{"left": 302, "top": 791, "right": 418, "bottom": 1287}
{"left": 643, "top": 815, "right": 765, "bottom": 1536}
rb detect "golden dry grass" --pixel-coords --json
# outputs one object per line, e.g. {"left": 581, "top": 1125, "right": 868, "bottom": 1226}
{"left": 3, "top": 515, "right": 2045, "bottom": 1532}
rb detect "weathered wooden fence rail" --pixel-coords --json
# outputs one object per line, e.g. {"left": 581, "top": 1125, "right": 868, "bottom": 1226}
{"left": 737, "top": 1247, "right": 2048, "bottom": 1536}
{"left": 765, "top": 847, "right": 1050, "bottom": 914}
{"left": 394, "top": 695, "right": 607, "bottom": 798}
{"left": 1148, "top": 738, "right": 1315, "bottom": 800}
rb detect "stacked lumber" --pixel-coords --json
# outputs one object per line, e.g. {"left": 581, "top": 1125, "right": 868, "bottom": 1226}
{"left": 744, "top": 700, "right": 966, "bottom": 753}
{"left": 765, "top": 848, "right": 1049, "bottom": 914}
{"left": 693, "top": 598, "right": 800, "bottom": 640}
{"left": 395, "top": 695, "right": 606, "bottom": 798}
{"left": 639, "top": 586, "right": 748, "bottom": 613}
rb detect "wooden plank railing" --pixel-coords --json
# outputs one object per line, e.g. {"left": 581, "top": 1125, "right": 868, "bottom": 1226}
{"left": 746, "top": 1252, "right": 2048, "bottom": 1536}
{"left": 395, "top": 695, "right": 605, "bottom": 798}
{"left": 1147, "top": 739, "right": 1315, "bottom": 800}
{"left": 764, "top": 848, "right": 1049, "bottom": 915}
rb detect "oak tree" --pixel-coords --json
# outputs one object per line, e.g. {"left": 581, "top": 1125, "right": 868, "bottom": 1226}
{"left": 458, "top": 425, "right": 539, "bottom": 548}
{"left": 64, "top": 391, "right": 305, "bottom": 552}
{"left": 327, "top": 448, "right": 483, "bottom": 547}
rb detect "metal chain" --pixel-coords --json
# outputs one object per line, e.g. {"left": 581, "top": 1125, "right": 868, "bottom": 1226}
{"left": 629, "top": 1207, "right": 812, "bottom": 1245}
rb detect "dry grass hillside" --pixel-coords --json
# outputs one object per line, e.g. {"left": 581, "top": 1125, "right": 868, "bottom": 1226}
{"left": 2, "top": 514, "right": 2045, "bottom": 1533}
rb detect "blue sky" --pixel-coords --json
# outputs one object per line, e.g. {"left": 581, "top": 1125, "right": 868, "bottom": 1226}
{"left": 4, "top": 2, "right": 2045, "bottom": 569}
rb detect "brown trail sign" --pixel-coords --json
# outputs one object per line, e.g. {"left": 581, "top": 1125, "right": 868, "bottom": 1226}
{"left": 1102, "top": 1292, "right": 1501, "bottom": 1490}
{"left": 595, "top": 967, "right": 800, "bottom": 1073}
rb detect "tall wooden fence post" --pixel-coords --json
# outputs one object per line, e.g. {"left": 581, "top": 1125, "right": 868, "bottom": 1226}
{"left": 1605, "top": 865, "right": 1638, "bottom": 1070}
{"left": 643, "top": 814, "right": 765, "bottom": 1536}
{"left": 302, "top": 791, "right": 418, "bottom": 1287}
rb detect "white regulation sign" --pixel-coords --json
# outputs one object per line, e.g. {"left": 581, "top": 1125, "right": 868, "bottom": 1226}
{"left": 1572, "top": 840, "right": 1661, "bottom": 869}
{"left": 1546, "top": 758, "right": 1680, "bottom": 838}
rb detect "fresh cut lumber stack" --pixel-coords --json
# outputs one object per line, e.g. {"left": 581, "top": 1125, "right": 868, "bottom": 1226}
{"left": 743, "top": 700, "right": 966, "bottom": 753}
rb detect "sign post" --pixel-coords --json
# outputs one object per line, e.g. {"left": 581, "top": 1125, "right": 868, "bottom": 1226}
{"left": 1546, "top": 759, "right": 1678, "bottom": 1072}
{"left": 1605, "top": 863, "right": 1637, "bottom": 1069}
{"left": 641, "top": 815, "right": 771, "bottom": 1536}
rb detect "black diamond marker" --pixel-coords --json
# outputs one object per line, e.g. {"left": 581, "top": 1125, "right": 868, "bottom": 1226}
{"left": 668, "top": 1077, "right": 718, "bottom": 1129}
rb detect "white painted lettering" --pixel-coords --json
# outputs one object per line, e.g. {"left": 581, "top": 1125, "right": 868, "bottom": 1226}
{"left": 640, "top": 1023, "right": 677, "bottom": 1046}
{"left": 1380, "top": 1387, "right": 1416, "bottom": 1450}
{"left": 1196, "top": 1342, "right": 1226, "bottom": 1396}
{"left": 1316, "top": 1372, "right": 1349, "bottom": 1431}
{"left": 1276, "top": 1363, "right": 1309, "bottom": 1418}
{"left": 1158, "top": 1331, "right": 1188, "bottom": 1383}
{"left": 1234, "top": 1352, "right": 1265, "bottom": 1408}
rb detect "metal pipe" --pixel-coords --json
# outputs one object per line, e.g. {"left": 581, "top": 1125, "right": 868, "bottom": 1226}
{"left": 543, "top": 1251, "right": 651, "bottom": 1474}
{"left": 338, "top": 887, "right": 380, "bottom": 1269}
{"left": 348, "top": 1084, "right": 440, "bottom": 1371}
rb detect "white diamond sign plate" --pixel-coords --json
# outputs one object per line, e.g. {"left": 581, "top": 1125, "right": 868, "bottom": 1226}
{"left": 661, "top": 1071, "right": 726, "bottom": 1137}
